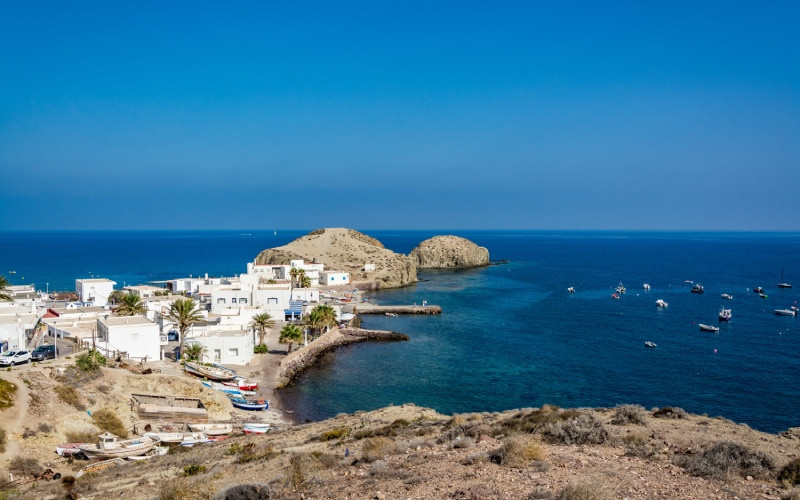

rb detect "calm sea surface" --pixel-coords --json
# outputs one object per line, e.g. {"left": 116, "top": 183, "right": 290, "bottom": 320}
{"left": 1, "top": 230, "right": 798, "bottom": 432}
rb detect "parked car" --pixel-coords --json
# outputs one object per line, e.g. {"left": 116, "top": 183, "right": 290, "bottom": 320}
{"left": 167, "top": 330, "right": 179, "bottom": 342}
{"left": 0, "top": 350, "right": 32, "bottom": 366}
{"left": 31, "top": 344, "right": 57, "bottom": 361}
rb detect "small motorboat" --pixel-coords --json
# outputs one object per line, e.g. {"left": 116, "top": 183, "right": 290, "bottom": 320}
{"left": 384, "top": 312, "right": 398, "bottom": 317}
{"left": 188, "top": 423, "right": 233, "bottom": 436}
{"left": 644, "top": 341, "right": 657, "bottom": 348}
{"left": 228, "top": 394, "right": 269, "bottom": 411}
{"left": 615, "top": 282, "right": 626, "bottom": 294}
{"left": 78, "top": 433, "right": 160, "bottom": 460}
{"left": 655, "top": 299, "right": 668, "bottom": 308}
{"left": 143, "top": 432, "right": 210, "bottom": 447}
{"left": 201, "top": 380, "right": 256, "bottom": 397}
{"left": 777, "top": 269, "right": 792, "bottom": 288}
{"left": 56, "top": 443, "right": 84, "bottom": 457}
{"left": 567, "top": 287, "right": 575, "bottom": 293}
{"left": 774, "top": 309, "right": 797, "bottom": 316}
{"left": 611, "top": 293, "right": 620, "bottom": 300}
{"left": 643, "top": 283, "right": 651, "bottom": 291}
{"left": 243, "top": 423, "right": 270, "bottom": 434}
{"left": 184, "top": 362, "right": 237, "bottom": 382}
{"left": 221, "top": 378, "right": 259, "bottom": 391}
{"left": 128, "top": 446, "right": 169, "bottom": 461}
{"left": 759, "top": 293, "right": 768, "bottom": 298}
{"left": 699, "top": 324, "right": 720, "bottom": 332}
{"left": 691, "top": 284, "right": 704, "bottom": 294}
{"left": 718, "top": 308, "right": 732, "bottom": 322}
{"left": 721, "top": 293, "right": 733, "bottom": 300}
{"left": 754, "top": 286, "right": 764, "bottom": 294}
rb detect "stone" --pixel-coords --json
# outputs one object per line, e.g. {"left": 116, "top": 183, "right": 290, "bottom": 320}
{"left": 409, "top": 235, "right": 490, "bottom": 269}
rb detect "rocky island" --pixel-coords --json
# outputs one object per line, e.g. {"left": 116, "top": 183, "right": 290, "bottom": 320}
{"left": 409, "top": 235, "right": 490, "bottom": 269}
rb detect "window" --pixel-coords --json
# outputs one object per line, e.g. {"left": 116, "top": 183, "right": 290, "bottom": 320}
{"left": 240, "top": 298, "right": 248, "bottom": 304}
{"left": 228, "top": 348, "right": 238, "bottom": 357}
{"left": 217, "top": 298, "right": 225, "bottom": 304}
{"left": 231, "top": 298, "right": 237, "bottom": 304}
{"left": 214, "top": 349, "right": 221, "bottom": 361}
{"left": 131, "top": 333, "right": 139, "bottom": 342}
{"left": 267, "top": 298, "right": 277, "bottom": 305}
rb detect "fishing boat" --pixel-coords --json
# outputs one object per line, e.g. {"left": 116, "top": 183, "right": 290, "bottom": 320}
{"left": 187, "top": 423, "right": 233, "bottom": 436}
{"left": 699, "top": 324, "right": 720, "bottom": 332}
{"left": 201, "top": 380, "right": 256, "bottom": 397}
{"left": 754, "top": 286, "right": 764, "bottom": 294}
{"left": 228, "top": 394, "right": 269, "bottom": 411}
{"left": 385, "top": 312, "right": 398, "bottom": 317}
{"left": 655, "top": 299, "right": 668, "bottom": 308}
{"left": 778, "top": 269, "right": 792, "bottom": 288}
{"left": 56, "top": 443, "right": 84, "bottom": 457}
{"left": 78, "top": 432, "right": 160, "bottom": 460}
{"left": 718, "top": 308, "right": 732, "bottom": 322}
{"left": 644, "top": 341, "right": 657, "bottom": 348}
{"left": 760, "top": 293, "right": 768, "bottom": 298}
{"left": 774, "top": 309, "right": 797, "bottom": 316}
{"left": 643, "top": 283, "right": 651, "bottom": 291}
{"left": 127, "top": 446, "right": 169, "bottom": 461}
{"left": 615, "top": 282, "right": 626, "bottom": 294}
{"left": 243, "top": 423, "right": 270, "bottom": 434}
{"left": 567, "top": 287, "right": 575, "bottom": 293}
{"left": 184, "top": 361, "right": 237, "bottom": 382}
{"left": 611, "top": 293, "right": 620, "bottom": 300}
{"left": 721, "top": 293, "right": 733, "bottom": 300}
{"left": 143, "top": 431, "right": 210, "bottom": 447}
{"left": 221, "top": 378, "right": 259, "bottom": 391}
{"left": 691, "top": 284, "right": 704, "bottom": 294}
{"left": 76, "top": 458, "right": 125, "bottom": 478}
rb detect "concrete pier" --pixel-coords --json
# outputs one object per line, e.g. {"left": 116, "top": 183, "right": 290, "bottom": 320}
{"left": 348, "top": 303, "right": 442, "bottom": 315}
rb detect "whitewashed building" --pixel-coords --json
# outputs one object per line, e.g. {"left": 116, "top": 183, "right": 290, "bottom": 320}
{"left": 76, "top": 278, "right": 117, "bottom": 307}
{"left": 96, "top": 315, "right": 161, "bottom": 361}
{"left": 319, "top": 271, "right": 350, "bottom": 286}
{"left": 0, "top": 305, "right": 40, "bottom": 351}
{"left": 186, "top": 329, "right": 254, "bottom": 366}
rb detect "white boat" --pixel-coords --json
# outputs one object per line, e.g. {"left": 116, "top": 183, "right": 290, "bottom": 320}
{"left": 777, "top": 269, "right": 792, "bottom": 288}
{"left": 718, "top": 308, "right": 732, "bottom": 322}
{"left": 615, "top": 282, "right": 626, "bottom": 294}
{"left": 643, "top": 283, "right": 651, "bottom": 291}
{"left": 184, "top": 361, "right": 237, "bottom": 381}
{"left": 201, "top": 380, "right": 256, "bottom": 397}
{"left": 56, "top": 443, "right": 83, "bottom": 457}
{"left": 78, "top": 432, "right": 160, "bottom": 460}
{"left": 774, "top": 309, "right": 797, "bottom": 316}
{"left": 384, "top": 312, "right": 398, "bottom": 317}
{"left": 143, "top": 431, "right": 210, "bottom": 446}
{"left": 243, "top": 423, "right": 270, "bottom": 434}
{"left": 188, "top": 423, "right": 233, "bottom": 436}
{"left": 567, "top": 287, "right": 575, "bottom": 293}
{"left": 721, "top": 293, "right": 733, "bottom": 300}
{"left": 655, "top": 299, "right": 668, "bottom": 308}
{"left": 644, "top": 341, "right": 657, "bottom": 348}
{"left": 699, "top": 324, "right": 720, "bottom": 332}
{"left": 127, "top": 446, "right": 169, "bottom": 461}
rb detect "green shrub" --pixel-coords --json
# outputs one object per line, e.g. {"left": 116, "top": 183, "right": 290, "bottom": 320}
{"left": 55, "top": 384, "right": 86, "bottom": 410}
{"left": 652, "top": 406, "right": 688, "bottom": 419}
{"left": 182, "top": 464, "right": 206, "bottom": 476}
{"left": 610, "top": 404, "right": 647, "bottom": 425}
{"left": 253, "top": 344, "right": 268, "bottom": 354}
{"left": 319, "top": 427, "right": 350, "bottom": 441}
{"left": 543, "top": 414, "right": 609, "bottom": 445}
{"left": 76, "top": 349, "right": 106, "bottom": 372}
{"left": 494, "top": 433, "right": 545, "bottom": 468}
{"left": 675, "top": 441, "right": 775, "bottom": 480}
{"left": 0, "top": 378, "right": 17, "bottom": 409}
{"left": 91, "top": 408, "right": 128, "bottom": 438}
{"left": 779, "top": 458, "right": 800, "bottom": 486}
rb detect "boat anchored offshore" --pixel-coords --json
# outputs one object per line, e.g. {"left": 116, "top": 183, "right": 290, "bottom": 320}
{"left": 721, "top": 293, "right": 733, "bottom": 300}
{"left": 774, "top": 309, "right": 797, "bottom": 316}
{"left": 643, "top": 283, "right": 651, "bottom": 291}
{"left": 567, "top": 287, "right": 575, "bottom": 293}
{"left": 778, "top": 269, "right": 792, "bottom": 288}
{"left": 644, "top": 341, "right": 657, "bottom": 348}
{"left": 615, "top": 282, "right": 627, "bottom": 294}
{"left": 699, "top": 324, "right": 720, "bottom": 332}
{"left": 691, "top": 284, "right": 704, "bottom": 294}
{"left": 718, "top": 307, "right": 732, "bottom": 322}
{"left": 655, "top": 299, "right": 668, "bottom": 308}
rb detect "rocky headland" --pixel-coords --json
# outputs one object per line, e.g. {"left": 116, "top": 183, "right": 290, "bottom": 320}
{"left": 409, "top": 235, "right": 490, "bottom": 269}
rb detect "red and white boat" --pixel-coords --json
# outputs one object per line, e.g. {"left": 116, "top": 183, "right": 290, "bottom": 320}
{"left": 56, "top": 442, "right": 84, "bottom": 457}
{"left": 222, "top": 377, "right": 259, "bottom": 391}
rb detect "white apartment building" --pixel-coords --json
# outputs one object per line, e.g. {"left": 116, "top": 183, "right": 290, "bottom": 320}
{"left": 96, "top": 315, "right": 161, "bottom": 361}
{"left": 76, "top": 278, "right": 117, "bottom": 307}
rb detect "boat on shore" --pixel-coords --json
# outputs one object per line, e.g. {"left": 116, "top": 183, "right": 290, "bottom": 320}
{"left": 76, "top": 458, "right": 125, "bottom": 478}
{"left": 228, "top": 394, "right": 269, "bottom": 411}
{"left": 188, "top": 423, "right": 233, "bottom": 436}
{"left": 718, "top": 308, "right": 732, "bottom": 322}
{"left": 184, "top": 361, "right": 237, "bottom": 382}
{"left": 655, "top": 299, "right": 668, "bottom": 308}
{"left": 699, "top": 324, "right": 720, "bottom": 332}
{"left": 127, "top": 446, "right": 169, "bottom": 461}
{"left": 221, "top": 378, "right": 259, "bottom": 391}
{"left": 774, "top": 309, "right": 797, "bottom": 316}
{"left": 201, "top": 380, "right": 256, "bottom": 397}
{"left": 56, "top": 443, "right": 84, "bottom": 457}
{"left": 143, "top": 431, "right": 210, "bottom": 447}
{"left": 243, "top": 423, "right": 270, "bottom": 434}
{"left": 78, "top": 433, "right": 160, "bottom": 460}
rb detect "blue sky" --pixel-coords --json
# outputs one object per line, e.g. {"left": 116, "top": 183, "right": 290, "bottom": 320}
{"left": 1, "top": 1, "right": 798, "bottom": 230}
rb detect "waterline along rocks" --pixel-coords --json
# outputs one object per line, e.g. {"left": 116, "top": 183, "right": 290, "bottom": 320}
{"left": 409, "top": 235, "right": 490, "bottom": 269}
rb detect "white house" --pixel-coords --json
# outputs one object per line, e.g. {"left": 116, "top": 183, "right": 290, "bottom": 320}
{"left": 319, "top": 271, "right": 350, "bottom": 286}
{"left": 210, "top": 285, "right": 252, "bottom": 315}
{"left": 124, "top": 285, "right": 163, "bottom": 298}
{"left": 290, "top": 260, "right": 325, "bottom": 281}
{"left": 291, "top": 288, "right": 319, "bottom": 303}
{"left": 252, "top": 283, "right": 292, "bottom": 318}
{"left": 187, "top": 329, "right": 254, "bottom": 366}
{"left": 243, "top": 262, "right": 290, "bottom": 283}
{"left": 76, "top": 278, "right": 117, "bottom": 307}
{"left": 0, "top": 306, "right": 40, "bottom": 351}
{"left": 96, "top": 315, "right": 161, "bottom": 361}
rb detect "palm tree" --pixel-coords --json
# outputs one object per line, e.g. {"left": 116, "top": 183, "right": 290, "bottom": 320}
{"left": 165, "top": 298, "right": 204, "bottom": 360}
{"left": 308, "top": 304, "right": 338, "bottom": 338}
{"left": 289, "top": 267, "right": 299, "bottom": 287}
{"left": 279, "top": 324, "right": 303, "bottom": 353}
{"left": 0, "top": 275, "right": 11, "bottom": 301}
{"left": 297, "top": 269, "right": 306, "bottom": 287}
{"left": 114, "top": 293, "right": 146, "bottom": 316}
{"left": 250, "top": 312, "right": 274, "bottom": 346}
{"left": 183, "top": 342, "right": 205, "bottom": 362}
{"left": 300, "top": 275, "right": 312, "bottom": 288}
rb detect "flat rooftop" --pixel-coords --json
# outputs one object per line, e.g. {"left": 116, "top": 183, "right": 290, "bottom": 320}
{"left": 102, "top": 316, "right": 155, "bottom": 327}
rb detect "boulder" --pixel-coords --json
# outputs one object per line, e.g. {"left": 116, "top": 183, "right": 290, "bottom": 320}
{"left": 409, "top": 235, "right": 490, "bottom": 269}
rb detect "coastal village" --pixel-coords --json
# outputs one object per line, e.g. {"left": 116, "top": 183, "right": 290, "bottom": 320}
{"left": 1, "top": 229, "right": 800, "bottom": 499}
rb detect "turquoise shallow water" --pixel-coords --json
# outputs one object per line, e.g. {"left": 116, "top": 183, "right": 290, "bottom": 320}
{"left": 1, "top": 230, "right": 799, "bottom": 432}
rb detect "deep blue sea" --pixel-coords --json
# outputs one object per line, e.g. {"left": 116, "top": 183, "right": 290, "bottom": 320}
{"left": 1, "top": 230, "right": 799, "bottom": 433}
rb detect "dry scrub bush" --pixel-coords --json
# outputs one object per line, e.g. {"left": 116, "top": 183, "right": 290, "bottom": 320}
{"left": 286, "top": 453, "right": 326, "bottom": 489}
{"left": 0, "top": 428, "right": 5, "bottom": 453}
{"left": 37, "top": 422, "right": 53, "bottom": 433}
{"left": 494, "top": 433, "right": 545, "bottom": 468}
{"left": 556, "top": 478, "right": 612, "bottom": 500}
{"left": 502, "top": 405, "right": 582, "bottom": 434}
{"left": 779, "top": 458, "right": 800, "bottom": 487}
{"left": 353, "top": 419, "right": 410, "bottom": 440}
{"left": 91, "top": 408, "right": 128, "bottom": 438}
{"left": 361, "top": 436, "right": 395, "bottom": 462}
{"left": 675, "top": 441, "right": 775, "bottom": 480}
{"left": 9, "top": 457, "right": 44, "bottom": 477}
{"left": 0, "top": 378, "right": 16, "bottom": 409}
{"left": 158, "top": 477, "right": 208, "bottom": 500}
{"left": 543, "top": 414, "right": 609, "bottom": 445}
{"left": 55, "top": 384, "right": 86, "bottom": 410}
{"left": 212, "top": 483, "right": 277, "bottom": 500}
{"left": 65, "top": 429, "right": 99, "bottom": 443}
{"left": 782, "top": 488, "right": 800, "bottom": 500}
{"left": 234, "top": 442, "right": 276, "bottom": 464}
{"left": 652, "top": 406, "right": 688, "bottom": 419}
{"left": 622, "top": 433, "right": 655, "bottom": 459}
{"left": 610, "top": 404, "right": 647, "bottom": 425}
{"left": 318, "top": 427, "right": 350, "bottom": 441}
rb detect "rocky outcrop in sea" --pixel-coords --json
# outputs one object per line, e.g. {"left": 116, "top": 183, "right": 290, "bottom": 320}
{"left": 409, "top": 235, "right": 490, "bottom": 269}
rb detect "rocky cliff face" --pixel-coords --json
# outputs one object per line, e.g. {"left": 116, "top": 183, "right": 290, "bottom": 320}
{"left": 254, "top": 228, "right": 417, "bottom": 289}
{"left": 409, "top": 235, "right": 490, "bottom": 269}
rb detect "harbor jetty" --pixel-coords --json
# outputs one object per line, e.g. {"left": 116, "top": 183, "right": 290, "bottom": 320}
{"left": 279, "top": 327, "right": 409, "bottom": 383}
{"left": 349, "top": 303, "right": 442, "bottom": 315}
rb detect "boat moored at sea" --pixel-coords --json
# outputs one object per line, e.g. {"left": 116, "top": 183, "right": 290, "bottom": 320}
{"left": 655, "top": 299, "right": 668, "bottom": 308}
{"left": 777, "top": 269, "right": 792, "bottom": 288}
{"left": 691, "top": 284, "right": 704, "bottom": 294}
{"left": 718, "top": 308, "right": 732, "bottom": 322}
{"left": 644, "top": 341, "right": 657, "bottom": 348}
{"left": 615, "top": 282, "right": 626, "bottom": 294}
{"left": 567, "top": 287, "right": 575, "bottom": 293}
{"left": 721, "top": 293, "right": 733, "bottom": 300}
{"left": 774, "top": 309, "right": 797, "bottom": 317}
{"left": 699, "top": 324, "right": 720, "bottom": 332}
{"left": 754, "top": 286, "right": 764, "bottom": 294}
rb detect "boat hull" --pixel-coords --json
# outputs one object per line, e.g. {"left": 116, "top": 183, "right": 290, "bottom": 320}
{"left": 184, "top": 362, "right": 236, "bottom": 382}
{"left": 79, "top": 437, "right": 159, "bottom": 460}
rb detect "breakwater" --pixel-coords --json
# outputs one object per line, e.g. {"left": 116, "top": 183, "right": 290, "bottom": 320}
{"left": 278, "top": 327, "right": 409, "bottom": 383}
{"left": 351, "top": 303, "right": 442, "bottom": 315}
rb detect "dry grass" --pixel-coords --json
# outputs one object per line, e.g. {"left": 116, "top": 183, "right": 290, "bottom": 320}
{"left": 622, "top": 433, "right": 655, "bottom": 459}
{"left": 610, "top": 404, "right": 647, "bottom": 425}
{"left": 501, "top": 405, "right": 581, "bottom": 434}
{"left": 652, "top": 406, "right": 688, "bottom": 419}
{"left": 675, "top": 441, "right": 775, "bottom": 480}
{"left": 353, "top": 419, "right": 411, "bottom": 439}
{"left": 779, "top": 458, "right": 800, "bottom": 487}
{"left": 361, "top": 436, "right": 395, "bottom": 462}
{"left": 65, "top": 428, "right": 99, "bottom": 443}
{"left": 91, "top": 408, "right": 128, "bottom": 438}
{"left": 543, "top": 414, "right": 609, "bottom": 445}
{"left": 211, "top": 484, "right": 276, "bottom": 500}
{"left": 0, "top": 378, "right": 16, "bottom": 409}
{"left": 0, "top": 428, "right": 5, "bottom": 454}
{"left": 9, "top": 457, "right": 44, "bottom": 477}
{"left": 494, "top": 433, "right": 545, "bottom": 468}
{"left": 285, "top": 452, "right": 328, "bottom": 489}
{"left": 318, "top": 427, "right": 350, "bottom": 441}
{"left": 556, "top": 478, "right": 612, "bottom": 500}
{"left": 55, "top": 384, "right": 86, "bottom": 410}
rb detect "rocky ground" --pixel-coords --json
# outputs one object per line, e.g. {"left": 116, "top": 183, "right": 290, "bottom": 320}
{"left": 2, "top": 357, "right": 800, "bottom": 499}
